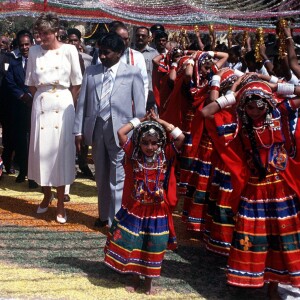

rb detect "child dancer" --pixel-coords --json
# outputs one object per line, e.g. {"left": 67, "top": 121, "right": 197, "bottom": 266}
{"left": 202, "top": 79, "right": 300, "bottom": 299}
{"left": 104, "top": 110, "right": 184, "bottom": 295}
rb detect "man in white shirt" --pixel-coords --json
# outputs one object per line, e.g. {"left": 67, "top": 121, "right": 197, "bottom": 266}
{"left": 134, "top": 26, "right": 158, "bottom": 110}
{"left": 111, "top": 24, "right": 149, "bottom": 106}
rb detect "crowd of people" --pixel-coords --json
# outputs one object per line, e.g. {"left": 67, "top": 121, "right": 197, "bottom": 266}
{"left": 1, "top": 12, "right": 300, "bottom": 298}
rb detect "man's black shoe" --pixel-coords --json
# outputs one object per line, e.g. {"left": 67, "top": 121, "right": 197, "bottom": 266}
{"left": 16, "top": 174, "right": 26, "bottom": 183}
{"left": 79, "top": 165, "right": 94, "bottom": 179}
{"left": 28, "top": 180, "right": 39, "bottom": 189}
{"left": 94, "top": 218, "right": 108, "bottom": 228}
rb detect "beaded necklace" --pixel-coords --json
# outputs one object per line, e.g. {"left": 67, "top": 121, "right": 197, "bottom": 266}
{"left": 143, "top": 154, "right": 162, "bottom": 196}
{"left": 253, "top": 125, "right": 274, "bottom": 149}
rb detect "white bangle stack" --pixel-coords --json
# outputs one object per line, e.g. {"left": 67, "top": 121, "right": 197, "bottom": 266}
{"left": 171, "top": 62, "right": 178, "bottom": 68}
{"left": 234, "top": 69, "right": 244, "bottom": 77}
{"left": 277, "top": 83, "right": 295, "bottom": 95}
{"left": 216, "top": 93, "right": 236, "bottom": 109}
{"left": 269, "top": 75, "right": 279, "bottom": 84}
{"left": 129, "top": 117, "right": 141, "bottom": 128}
{"left": 208, "top": 51, "right": 215, "bottom": 58}
{"left": 170, "top": 127, "right": 182, "bottom": 139}
{"left": 211, "top": 75, "right": 221, "bottom": 87}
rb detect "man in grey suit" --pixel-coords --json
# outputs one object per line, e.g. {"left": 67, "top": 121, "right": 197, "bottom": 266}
{"left": 74, "top": 33, "right": 145, "bottom": 227}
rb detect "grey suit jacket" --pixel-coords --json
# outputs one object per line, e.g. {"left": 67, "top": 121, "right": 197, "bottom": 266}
{"left": 74, "top": 61, "right": 145, "bottom": 146}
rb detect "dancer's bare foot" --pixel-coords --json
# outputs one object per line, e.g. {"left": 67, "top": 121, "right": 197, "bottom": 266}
{"left": 145, "top": 277, "right": 160, "bottom": 295}
{"left": 125, "top": 275, "right": 140, "bottom": 293}
{"left": 267, "top": 282, "right": 281, "bottom": 300}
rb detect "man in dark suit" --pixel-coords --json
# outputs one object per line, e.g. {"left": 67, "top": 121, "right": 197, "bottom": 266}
{"left": 74, "top": 33, "right": 145, "bottom": 227}
{"left": 5, "top": 30, "right": 38, "bottom": 188}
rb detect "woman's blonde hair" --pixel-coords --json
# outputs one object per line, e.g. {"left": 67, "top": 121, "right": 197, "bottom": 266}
{"left": 34, "top": 13, "right": 60, "bottom": 33}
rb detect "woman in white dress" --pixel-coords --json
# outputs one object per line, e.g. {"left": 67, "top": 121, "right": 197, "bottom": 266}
{"left": 25, "top": 13, "right": 82, "bottom": 223}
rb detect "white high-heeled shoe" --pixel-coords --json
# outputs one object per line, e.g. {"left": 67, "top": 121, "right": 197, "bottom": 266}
{"left": 56, "top": 212, "right": 67, "bottom": 224}
{"left": 37, "top": 193, "right": 54, "bottom": 214}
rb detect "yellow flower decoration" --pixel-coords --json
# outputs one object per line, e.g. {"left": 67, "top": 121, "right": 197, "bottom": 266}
{"left": 240, "top": 236, "right": 253, "bottom": 251}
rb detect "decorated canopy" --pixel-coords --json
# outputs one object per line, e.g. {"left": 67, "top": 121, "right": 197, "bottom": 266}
{"left": 0, "top": 0, "right": 300, "bottom": 31}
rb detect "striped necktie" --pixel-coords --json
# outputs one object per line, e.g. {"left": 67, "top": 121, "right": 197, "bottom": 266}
{"left": 99, "top": 69, "right": 113, "bottom": 121}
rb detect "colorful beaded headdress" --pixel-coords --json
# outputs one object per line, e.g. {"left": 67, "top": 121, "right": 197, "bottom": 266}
{"left": 197, "top": 51, "right": 213, "bottom": 67}
{"left": 220, "top": 69, "right": 238, "bottom": 91}
{"left": 237, "top": 81, "right": 277, "bottom": 111}
{"left": 236, "top": 80, "right": 281, "bottom": 127}
{"left": 133, "top": 120, "right": 167, "bottom": 149}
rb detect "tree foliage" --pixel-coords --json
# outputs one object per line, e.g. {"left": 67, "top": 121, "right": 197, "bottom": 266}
{"left": 0, "top": 16, "right": 35, "bottom": 38}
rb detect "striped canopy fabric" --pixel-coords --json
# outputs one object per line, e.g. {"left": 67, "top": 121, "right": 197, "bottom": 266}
{"left": 0, "top": 0, "right": 299, "bottom": 31}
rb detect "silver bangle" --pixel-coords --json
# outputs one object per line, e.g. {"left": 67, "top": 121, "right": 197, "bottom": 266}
{"left": 129, "top": 117, "right": 141, "bottom": 128}
{"left": 170, "top": 127, "right": 182, "bottom": 139}
{"left": 269, "top": 75, "right": 279, "bottom": 84}
{"left": 277, "top": 83, "right": 295, "bottom": 96}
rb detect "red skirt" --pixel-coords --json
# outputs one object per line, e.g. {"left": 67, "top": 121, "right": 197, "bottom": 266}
{"left": 204, "top": 157, "right": 235, "bottom": 256}
{"left": 227, "top": 171, "right": 300, "bottom": 287}
{"left": 180, "top": 132, "right": 213, "bottom": 231}
{"left": 104, "top": 200, "right": 170, "bottom": 278}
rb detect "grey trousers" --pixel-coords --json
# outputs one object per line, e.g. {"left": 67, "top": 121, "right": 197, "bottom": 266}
{"left": 92, "top": 117, "right": 125, "bottom": 226}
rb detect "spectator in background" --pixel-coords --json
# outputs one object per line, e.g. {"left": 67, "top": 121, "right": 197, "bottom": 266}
{"left": 110, "top": 23, "right": 148, "bottom": 105}
{"left": 149, "top": 24, "right": 165, "bottom": 49}
{"left": 67, "top": 28, "right": 92, "bottom": 69}
{"left": 227, "top": 45, "right": 243, "bottom": 71}
{"left": 57, "top": 26, "right": 69, "bottom": 43}
{"left": 33, "top": 30, "right": 42, "bottom": 45}
{"left": 134, "top": 26, "right": 158, "bottom": 111}
{"left": 0, "top": 36, "right": 10, "bottom": 53}
{"left": 154, "top": 31, "right": 168, "bottom": 55}
{"left": 5, "top": 30, "right": 38, "bottom": 188}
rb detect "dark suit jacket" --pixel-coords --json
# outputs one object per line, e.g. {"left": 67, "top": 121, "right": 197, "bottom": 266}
{"left": 5, "top": 56, "right": 32, "bottom": 172}
{"left": 6, "top": 56, "right": 30, "bottom": 99}
{"left": 0, "top": 52, "right": 11, "bottom": 88}
{"left": 6, "top": 56, "right": 32, "bottom": 137}
{"left": 0, "top": 52, "right": 13, "bottom": 124}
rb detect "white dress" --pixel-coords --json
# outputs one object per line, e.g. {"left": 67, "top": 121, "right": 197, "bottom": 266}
{"left": 25, "top": 44, "right": 82, "bottom": 186}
